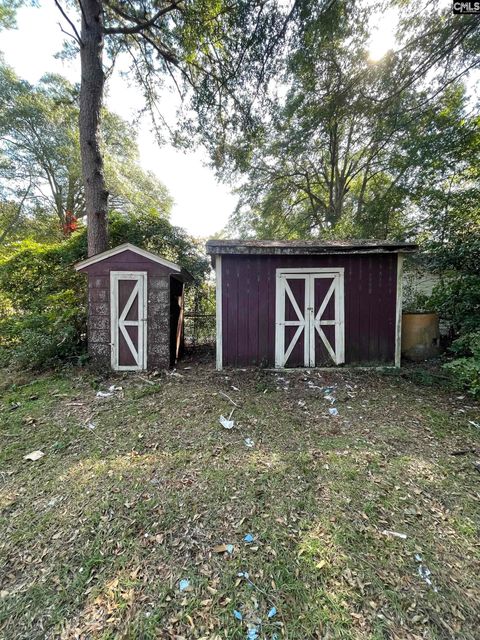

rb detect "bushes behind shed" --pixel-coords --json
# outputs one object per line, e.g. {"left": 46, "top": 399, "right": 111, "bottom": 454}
{"left": 429, "top": 230, "right": 480, "bottom": 398}
{"left": 0, "top": 211, "right": 209, "bottom": 370}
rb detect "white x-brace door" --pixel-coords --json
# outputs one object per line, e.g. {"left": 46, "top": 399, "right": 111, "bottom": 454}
{"left": 275, "top": 268, "right": 345, "bottom": 367}
{"left": 110, "top": 271, "right": 147, "bottom": 371}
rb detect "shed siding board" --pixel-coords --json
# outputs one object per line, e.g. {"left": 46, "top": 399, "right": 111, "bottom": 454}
{"left": 81, "top": 249, "right": 176, "bottom": 369}
{"left": 258, "top": 256, "right": 270, "bottom": 365}
{"left": 221, "top": 253, "right": 397, "bottom": 367}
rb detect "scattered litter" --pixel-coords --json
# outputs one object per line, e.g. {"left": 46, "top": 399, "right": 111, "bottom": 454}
{"left": 233, "top": 609, "right": 243, "bottom": 621}
{"left": 23, "top": 450, "right": 44, "bottom": 461}
{"left": 95, "top": 384, "right": 123, "bottom": 397}
{"left": 244, "top": 438, "right": 255, "bottom": 448}
{"left": 382, "top": 529, "right": 407, "bottom": 540}
{"left": 275, "top": 375, "right": 290, "bottom": 391}
{"left": 213, "top": 543, "right": 234, "bottom": 554}
{"left": 298, "top": 399, "right": 306, "bottom": 407}
{"left": 9, "top": 402, "right": 20, "bottom": 412}
{"left": 86, "top": 422, "right": 96, "bottom": 430}
{"left": 415, "top": 555, "right": 438, "bottom": 591}
{"left": 179, "top": 579, "right": 190, "bottom": 592}
{"left": 469, "top": 420, "right": 480, "bottom": 429}
{"left": 247, "top": 627, "right": 259, "bottom": 640}
{"left": 220, "top": 415, "right": 234, "bottom": 429}
{"left": 418, "top": 565, "right": 431, "bottom": 582}
{"left": 232, "top": 386, "right": 240, "bottom": 392}
{"left": 329, "top": 407, "right": 339, "bottom": 416}
{"left": 236, "top": 571, "right": 279, "bottom": 632}
{"left": 244, "top": 533, "right": 254, "bottom": 543}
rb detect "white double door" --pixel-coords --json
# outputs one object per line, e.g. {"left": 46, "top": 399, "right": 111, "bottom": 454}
{"left": 275, "top": 268, "right": 345, "bottom": 368}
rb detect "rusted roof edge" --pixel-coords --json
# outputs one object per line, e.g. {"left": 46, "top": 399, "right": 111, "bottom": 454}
{"left": 206, "top": 240, "right": 418, "bottom": 257}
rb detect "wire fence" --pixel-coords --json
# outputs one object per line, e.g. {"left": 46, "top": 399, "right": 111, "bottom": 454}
{"left": 184, "top": 312, "right": 216, "bottom": 347}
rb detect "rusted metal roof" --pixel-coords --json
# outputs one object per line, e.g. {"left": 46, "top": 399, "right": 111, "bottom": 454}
{"left": 206, "top": 239, "right": 418, "bottom": 256}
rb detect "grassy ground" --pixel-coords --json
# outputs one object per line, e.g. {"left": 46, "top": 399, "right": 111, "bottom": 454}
{"left": 0, "top": 357, "right": 479, "bottom": 640}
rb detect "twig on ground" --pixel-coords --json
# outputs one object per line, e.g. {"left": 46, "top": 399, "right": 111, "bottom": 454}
{"left": 219, "top": 391, "right": 240, "bottom": 407}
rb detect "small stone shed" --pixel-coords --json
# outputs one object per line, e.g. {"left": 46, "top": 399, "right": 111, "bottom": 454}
{"left": 206, "top": 239, "right": 417, "bottom": 370}
{"left": 75, "top": 243, "right": 191, "bottom": 371}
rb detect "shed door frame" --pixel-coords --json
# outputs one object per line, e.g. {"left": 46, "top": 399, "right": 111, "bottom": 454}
{"left": 275, "top": 267, "right": 345, "bottom": 367}
{"left": 110, "top": 271, "right": 147, "bottom": 371}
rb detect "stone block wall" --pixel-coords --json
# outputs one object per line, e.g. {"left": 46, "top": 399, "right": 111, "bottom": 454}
{"left": 88, "top": 276, "right": 111, "bottom": 367}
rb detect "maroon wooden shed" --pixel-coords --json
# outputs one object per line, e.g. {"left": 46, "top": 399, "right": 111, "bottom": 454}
{"left": 206, "top": 239, "right": 417, "bottom": 369}
{"left": 75, "top": 243, "right": 191, "bottom": 371}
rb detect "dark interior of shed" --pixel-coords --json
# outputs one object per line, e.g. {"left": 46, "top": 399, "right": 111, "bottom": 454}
{"left": 170, "top": 276, "right": 185, "bottom": 366}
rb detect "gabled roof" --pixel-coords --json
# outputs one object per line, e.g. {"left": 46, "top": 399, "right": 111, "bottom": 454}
{"left": 75, "top": 243, "right": 182, "bottom": 272}
{"left": 206, "top": 239, "right": 418, "bottom": 256}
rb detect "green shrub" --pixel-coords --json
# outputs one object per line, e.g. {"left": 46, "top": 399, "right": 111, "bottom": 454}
{"left": 428, "top": 231, "right": 480, "bottom": 397}
{"left": 0, "top": 291, "right": 87, "bottom": 369}
{"left": 430, "top": 274, "right": 480, "bottom": 335}
{"left": 0, "top": 237, "right": 87, "bottom": 369}
{"left": 0, "top": 211, "right": 210, "bottom": 370}
{"left": 443, "top": 331, "right": 480, "bottom": 398}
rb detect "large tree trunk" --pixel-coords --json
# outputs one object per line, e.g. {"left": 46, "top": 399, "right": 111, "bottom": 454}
{"left": 79, "top": 0, "right": 109, "bottom": 256}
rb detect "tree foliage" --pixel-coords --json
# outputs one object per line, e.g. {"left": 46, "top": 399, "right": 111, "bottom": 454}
{"left": 228, "top": 0, "right": 480, "bottom": 240}
{"left": 0, "top": 64, "right": 172, "bottom": 244}
{"left": 41, "top": 0, "right": 297, "bottom": 254}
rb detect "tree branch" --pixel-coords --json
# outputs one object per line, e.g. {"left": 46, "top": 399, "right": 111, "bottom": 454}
{"left": 54, "top": 0, "right": 83, "bottom": 46}
{"left": 103, "top": 0, "right": 183, "bottom": 35}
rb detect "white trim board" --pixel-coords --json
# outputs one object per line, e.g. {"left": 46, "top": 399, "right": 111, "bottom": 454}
{"left": 76, "top": 243, "right": 181, "bottom": 272}
{"left": 215, "top": 255, "right": 223, "bottom": 370}
{"left": 110, "top": 271, "right": 148, "bottom": 371}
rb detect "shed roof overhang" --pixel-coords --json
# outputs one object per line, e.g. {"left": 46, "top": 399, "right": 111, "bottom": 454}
{"left": 206, "top": 239, "right": 418, "bottom": 263}
{"left": 74, "top": 242, "right": 193, "bottom": 281}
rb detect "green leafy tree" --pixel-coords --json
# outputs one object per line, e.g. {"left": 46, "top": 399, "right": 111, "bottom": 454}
{"left": 38, "top": 0, "right": 294, "bottom": 255}
{"left": 228, "top": 0, "right": 480, "bottom": 240}
{"left": 0, "top": 64, "right": 172, "bottom": 242}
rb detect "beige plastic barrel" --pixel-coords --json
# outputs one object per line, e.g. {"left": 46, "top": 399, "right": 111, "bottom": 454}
{"left": 401, "top": 313, "right": 440, "bottom": 361}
